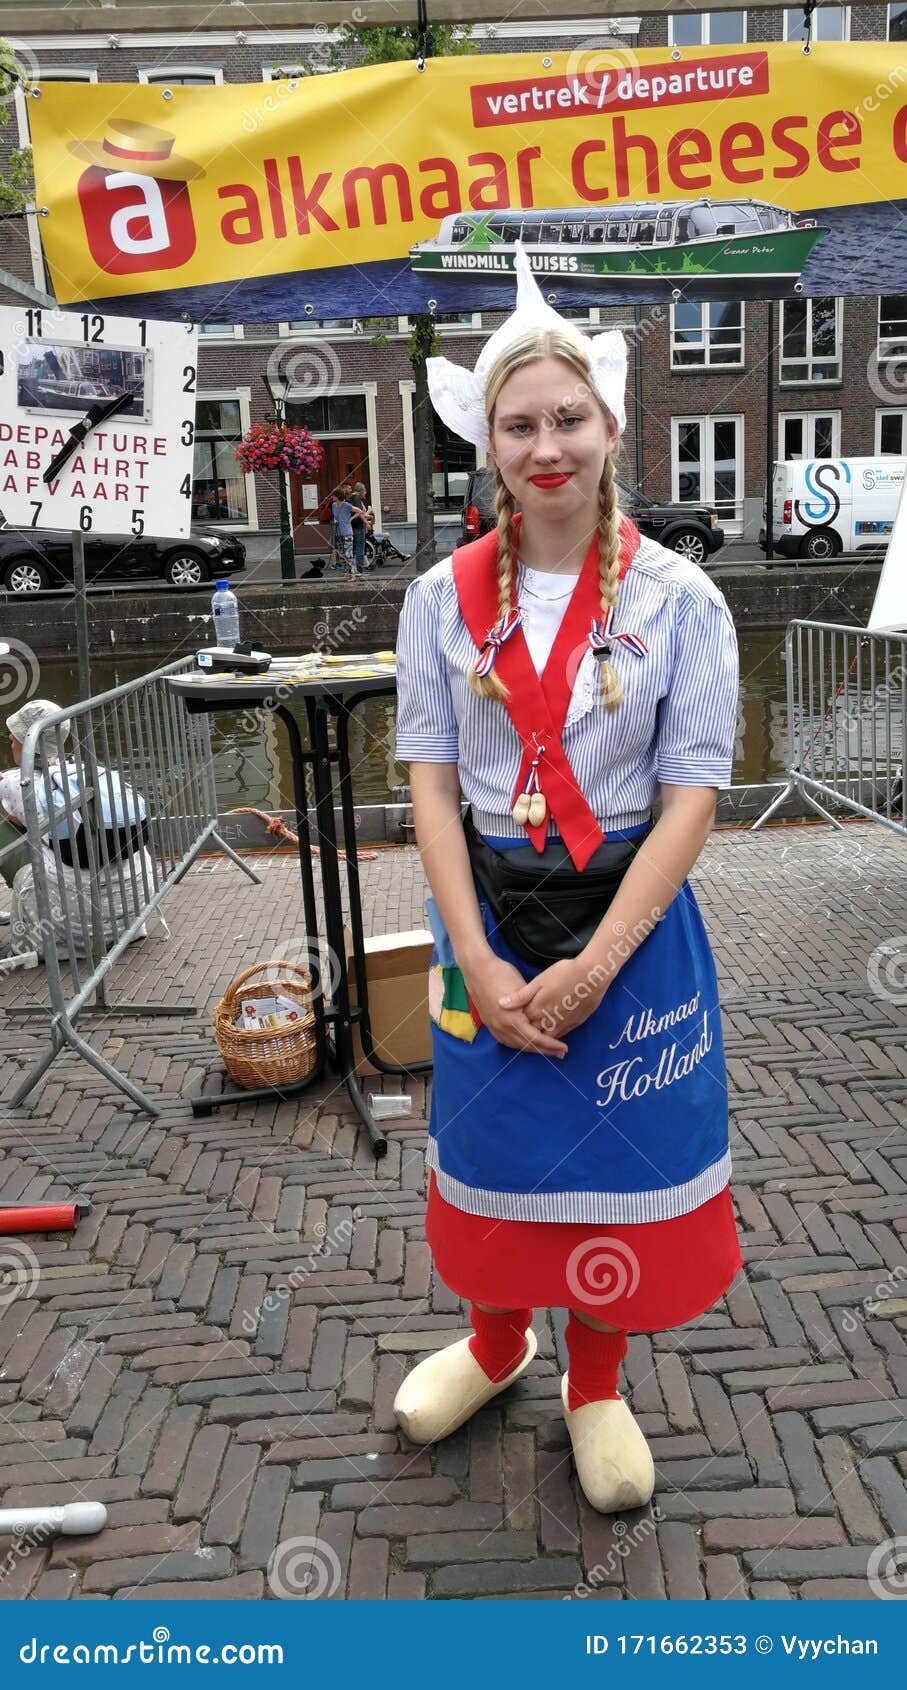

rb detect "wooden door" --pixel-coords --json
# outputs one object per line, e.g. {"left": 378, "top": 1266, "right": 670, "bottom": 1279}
{"left": 289, "top": 437, "right": 370, "bottom": 554}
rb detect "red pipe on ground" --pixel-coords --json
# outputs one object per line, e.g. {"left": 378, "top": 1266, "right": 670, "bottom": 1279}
{"left": 0, "top": 1204, "right": 85, "bottom": 1234}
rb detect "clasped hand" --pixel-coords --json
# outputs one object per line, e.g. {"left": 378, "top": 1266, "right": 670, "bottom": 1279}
{"left": 463, "top": 947, "right": 609, "bottom": 1059}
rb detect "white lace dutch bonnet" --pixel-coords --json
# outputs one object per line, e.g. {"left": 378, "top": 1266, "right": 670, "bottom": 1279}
{"left": 426, "top": 243, "right": 628, "bottom": 449}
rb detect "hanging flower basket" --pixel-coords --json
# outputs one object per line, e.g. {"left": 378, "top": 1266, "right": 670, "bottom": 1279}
{"left": 235, "top": 422, "right": 324, "bottom": 477}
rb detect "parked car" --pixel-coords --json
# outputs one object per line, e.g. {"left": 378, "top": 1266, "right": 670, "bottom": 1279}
{"left": 760, "top": 456, "right": 906, "bottom": 560}
{"left": 0, "top": 526, "right": 246, "bottom": 594}
{"left": 459, "top": 468, "right": 724, "bottom": 564}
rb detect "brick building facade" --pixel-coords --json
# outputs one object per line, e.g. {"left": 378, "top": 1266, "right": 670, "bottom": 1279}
{"left": 1, "top": 6, "right": 904, "bottom": 548}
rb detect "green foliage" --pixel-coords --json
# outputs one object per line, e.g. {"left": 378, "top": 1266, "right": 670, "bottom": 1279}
{"left": 350, "top": 24, "right": 476, "bottom": 65}
{"left": 408, "top": 314, "right": 439, "bottom": 365}
{"left": 0, "top": 39, "right": 35, "bottom": 214}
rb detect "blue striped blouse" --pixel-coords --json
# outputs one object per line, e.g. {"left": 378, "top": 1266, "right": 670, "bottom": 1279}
{"left": 394, "top": 534, "right": 740, "bottom": 839}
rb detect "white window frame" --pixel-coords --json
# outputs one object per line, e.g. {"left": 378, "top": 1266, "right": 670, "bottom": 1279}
{"left": 279, "top": 319, "right": 362, "bottom": 338}
{"left": 783, "top": 7, "right": 851, "bottom": 40}
{"left": 878, "top": 295, "right": 907, "bottom": 362}
{"left": 138, "top": 65, "right": 223, "bottom": 85}
{"left": 670, "top": 413, "right": 745, "bottom": 535}
{"left": 16, "top": 69, "right": 98, "bottom": 293}
{"left": 778, "top": 410, "right": 842, "bottom": 459}
{"left": 779, "top": 297, "right": 843, "bottom": 386}
{"left": 668, "top": 10, "right": 748, "bottom": 46}
{"left": 194, "top": 388, "right": 258, "bottom": 532}
{"left": 198, "top": 324, "right": 245, "bottom": 341}
{"left": 670, "top": 301, "right": 745, "bottom": 370}
{"left": 875, "top": 409, "right": 907, "bottom": 454}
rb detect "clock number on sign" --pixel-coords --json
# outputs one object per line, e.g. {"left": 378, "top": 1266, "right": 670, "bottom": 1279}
{"left": 131, "top": 509, "right": 145, "bottom": 537}
{"left": 25, "top": 309, "right": 42, "bottom": 338}
{"left": 182, "top": 365, "right": 196, "bottom": 393}
{"left": 80, "top": 314, "right": 105, "bottom": 343}
{"left": 139, "top": 320, "right": 147, "bottom": 347}
{"left": 30, "top": 501, "right": 42, "bottom": 527}
{"left": 181, "top": 419, "right": 194, "bottom": 446}
{"left": 79, "top": 505, "right": 93, "bottom": 532}
{"left": 179, "top": 474, "right": 192, "bottom": 499}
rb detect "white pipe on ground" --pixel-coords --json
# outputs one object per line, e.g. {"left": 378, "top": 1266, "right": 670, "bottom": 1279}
{"left": 0, "top": 1502, "right": 107, "bottom": 1537}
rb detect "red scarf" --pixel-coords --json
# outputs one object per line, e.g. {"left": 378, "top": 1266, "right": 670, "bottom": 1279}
{"left": 452, "top": 515, "right": 639, "bottom": 871}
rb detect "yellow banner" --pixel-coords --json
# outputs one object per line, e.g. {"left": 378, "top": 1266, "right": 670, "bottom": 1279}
{"left": 27, "top": 43, "right": 907, "bottom": 315}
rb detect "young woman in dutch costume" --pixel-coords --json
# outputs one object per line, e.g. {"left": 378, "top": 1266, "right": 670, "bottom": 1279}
{"left": 392, "top": 250, "right": 741, "bottom": 1514}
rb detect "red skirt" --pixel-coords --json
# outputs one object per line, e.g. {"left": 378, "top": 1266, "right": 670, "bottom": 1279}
{"left": 425, "top": 1169, "right": 742, "bottom": 1333}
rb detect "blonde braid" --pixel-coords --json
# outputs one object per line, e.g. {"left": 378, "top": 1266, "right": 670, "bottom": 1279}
{"left": 467, "top": 470, "right": 516, "bottom": 702}
{"left": 596, "top": 456, "right": 624, "bottom": 712}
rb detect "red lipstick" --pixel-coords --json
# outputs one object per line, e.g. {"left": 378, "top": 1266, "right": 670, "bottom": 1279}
{"left": 529, "top": 472, "right": 572, "bottom": 488}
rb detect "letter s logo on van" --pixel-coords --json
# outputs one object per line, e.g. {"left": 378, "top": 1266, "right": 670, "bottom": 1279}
{"left": 863, "top": 469, "right": 876, "bottom": 490}
{"left": 794, "top": 459, "right": 850, "bottom": 530}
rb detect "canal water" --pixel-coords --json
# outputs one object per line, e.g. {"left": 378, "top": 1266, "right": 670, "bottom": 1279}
{"left": 0, "top": 629, "right": 791, "bottom": 811}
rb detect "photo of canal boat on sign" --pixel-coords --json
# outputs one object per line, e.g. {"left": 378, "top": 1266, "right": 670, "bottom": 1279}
{"left": 409, "top": 199, "right": 829, "bottom": 296}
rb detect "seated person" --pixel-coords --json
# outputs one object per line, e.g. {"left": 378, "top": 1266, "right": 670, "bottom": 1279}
{"left": 0, "top": 699, "right": 154, "bottom": 959}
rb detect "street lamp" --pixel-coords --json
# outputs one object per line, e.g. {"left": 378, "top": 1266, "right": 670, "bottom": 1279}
{"left": 262, "top": 366, "right": 297, "bottom": 584}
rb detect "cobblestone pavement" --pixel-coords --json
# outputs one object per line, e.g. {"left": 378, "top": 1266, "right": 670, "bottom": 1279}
{"left": 0, "top": 820, "right": 905, "bottom": 1601}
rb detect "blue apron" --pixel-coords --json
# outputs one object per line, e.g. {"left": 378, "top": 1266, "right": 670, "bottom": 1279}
{"left": 425, "top": 827, "right": 731, "bottom": 1227}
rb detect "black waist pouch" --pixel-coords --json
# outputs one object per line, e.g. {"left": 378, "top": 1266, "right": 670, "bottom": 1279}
{"left": 462, "top": 806, "right": 652, "bottom": 968}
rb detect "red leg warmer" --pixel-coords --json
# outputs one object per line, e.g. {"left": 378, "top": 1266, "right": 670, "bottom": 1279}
{"left": 565, "top": 1313, "right": 628, "bottom": 1411}
{"left": 467, "top": 1304, "right": 532, "bottom": 1383}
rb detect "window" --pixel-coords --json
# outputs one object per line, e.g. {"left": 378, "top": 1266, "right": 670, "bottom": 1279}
{"left": 876, "top": 410, "right": 907, "bottom": 453}
{"left": 286, "top": 394, "right": 368, "bottom": 432}
{"left": 433, "top": 418, "right": 475, "bottom": 512}
{"left": 783, "top": 7, "right": 849, "bottom": 40}
{"left": 669, "top": 11, "right": 746, "bottom": 46}
{"left": 671, "top": 301, "right": 744, "bottom": 369}
{"left": 671, "top": 414, "right": 744, "bottom": 533}
{"left": 779, "top": 411, "right": 841, "bottom": 459}
{"left": 140, "top": 68, "right": 222, "bottom": 85}
{"left": 780, "top": 298, "right": 842, "bottom": 383}
{"left": 198, "top": 324, "right": 243, "bottom": 339}
{"left": 879, "top": 295, "right": 907, "bottom": 360}
{"left": 193, "top": 399, "right": 248, "bottom": 524}
{"left": 890, "top": 5, "right": 907, "bottom": 40}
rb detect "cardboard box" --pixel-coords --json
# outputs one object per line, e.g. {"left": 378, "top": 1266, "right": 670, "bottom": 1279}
{"left": 346, "top": 927, "right": 434, "bottom": 1076}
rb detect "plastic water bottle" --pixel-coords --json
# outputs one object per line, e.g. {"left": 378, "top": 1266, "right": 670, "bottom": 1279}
{"left": 211, "top": 579, "right": 240, "bottom": 646}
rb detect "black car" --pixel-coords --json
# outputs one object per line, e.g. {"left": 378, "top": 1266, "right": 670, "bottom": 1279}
{"left": 460, "top": 469, "right": 724, "bottom": 565}
{"left": 0, "top": 525, "right": 246, "bottom": 594}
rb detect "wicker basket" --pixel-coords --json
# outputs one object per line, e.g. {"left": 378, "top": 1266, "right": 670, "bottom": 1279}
{"left": 214, "top": 960, "right": 318, "bottom": 1090}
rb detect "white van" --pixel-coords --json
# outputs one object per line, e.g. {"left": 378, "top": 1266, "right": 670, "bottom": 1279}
{"left": 762, "top": 457, "right": 907, "bottom": 561}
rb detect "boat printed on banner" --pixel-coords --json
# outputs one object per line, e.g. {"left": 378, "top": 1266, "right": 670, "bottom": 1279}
{"left": 409, "top": 199, "right": 828, "bottom": 288}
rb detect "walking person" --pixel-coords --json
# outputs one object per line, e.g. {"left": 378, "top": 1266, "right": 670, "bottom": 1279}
{"left": 392, "top": 248, "right": 741, "bottom": 1514}
{"left": 350, "top": 480, "right": 370, "bottom": 576}
{"left": 331, "top": 483, "right": 355, "bottom": 576}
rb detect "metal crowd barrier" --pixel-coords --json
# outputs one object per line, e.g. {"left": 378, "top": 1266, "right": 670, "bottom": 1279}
{"left": 753, "top": 619, "right": 906, "bottom": 835}
{"left": 5, "top": 657, "right": 259, "bottom": 1115}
